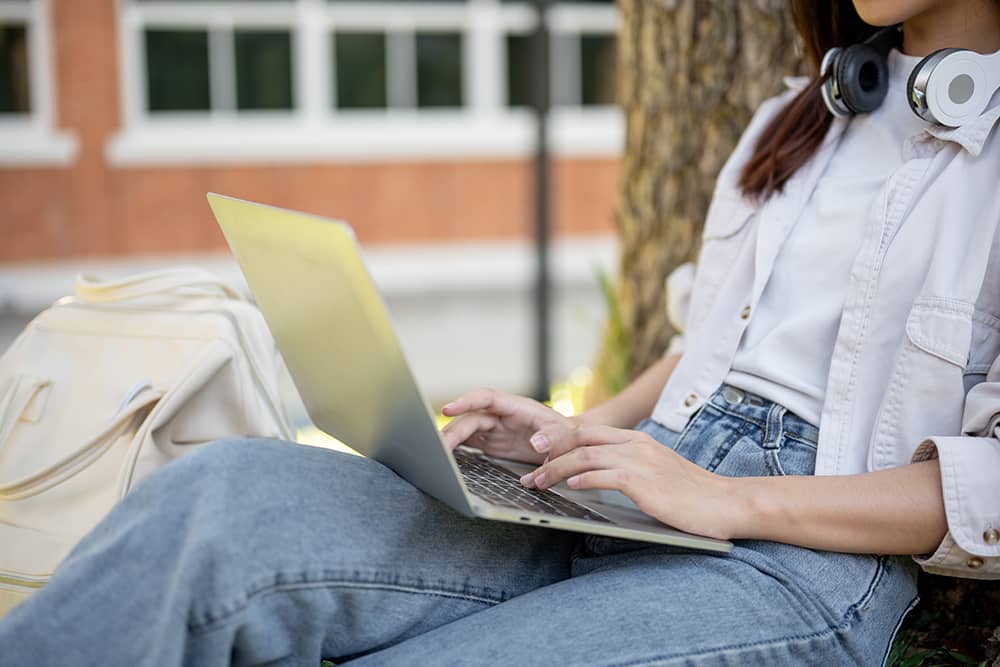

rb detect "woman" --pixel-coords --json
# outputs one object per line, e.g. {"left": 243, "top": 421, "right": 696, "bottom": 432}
{"left": 3, "top": 0, "right": 999, "bottom": 664}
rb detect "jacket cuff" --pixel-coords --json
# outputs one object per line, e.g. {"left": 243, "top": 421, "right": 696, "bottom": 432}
{"left": 665, "top": 335, "right": 685, "bottom": 358}
{"left": 910, "top": 435, "right": 1000, "bottom": 579}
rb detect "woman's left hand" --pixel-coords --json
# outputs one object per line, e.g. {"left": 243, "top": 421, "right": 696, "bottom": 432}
{"left": 521, "top": 423, "right": 740, "bottom": 541}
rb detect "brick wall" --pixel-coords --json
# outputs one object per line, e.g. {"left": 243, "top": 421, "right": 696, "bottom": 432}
{"left": 0, "top": 0, "right": 619, "bottom": 263}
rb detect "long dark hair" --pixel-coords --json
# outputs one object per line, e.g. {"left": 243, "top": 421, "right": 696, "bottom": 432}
{"left": 738, "top": 1, "right": 877, "bottom": 201}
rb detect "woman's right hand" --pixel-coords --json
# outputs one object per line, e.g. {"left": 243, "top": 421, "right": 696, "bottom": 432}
{"left": 440, "top": 388, "right": 572, "bottom": 465}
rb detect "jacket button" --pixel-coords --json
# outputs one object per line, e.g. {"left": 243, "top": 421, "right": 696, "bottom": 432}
{"left": 967, "top": 556, "right": 984, "bottom": 569}
{"left": 984, "top": 528, "right": 1000, "bottom": 545}
{"left": 684, "top": 393, "right": 698, "bottom": 408}
{"left": 740, "top": 305, "right": 752, "bottom": 320}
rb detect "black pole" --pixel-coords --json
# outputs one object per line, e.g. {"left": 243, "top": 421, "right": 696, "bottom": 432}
{"left": 531, "top": 0, "right": 552, "bottom": 402}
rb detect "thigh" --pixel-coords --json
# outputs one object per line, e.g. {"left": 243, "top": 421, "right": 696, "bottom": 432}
{"left": 343, "top": 397, "right": 918, "bottom": 666}
{"left": 342, "top": 539, "right": 916, "bottom": 667}
{"left": 45, "top": 439, "right": 581, "bottom": 663}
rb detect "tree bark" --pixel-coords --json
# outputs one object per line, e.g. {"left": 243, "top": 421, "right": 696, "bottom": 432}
{"left": 590, "top": 0, "right": 803, "bottom": 402}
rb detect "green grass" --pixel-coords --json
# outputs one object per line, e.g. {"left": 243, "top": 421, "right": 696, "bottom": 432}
{"left": 886, "top": 580, "right": 1000, "bottom": 667}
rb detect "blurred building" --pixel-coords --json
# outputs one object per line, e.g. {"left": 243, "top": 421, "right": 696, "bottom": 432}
{"left": 0, "top": 0, "right": 621, "bottom": 405}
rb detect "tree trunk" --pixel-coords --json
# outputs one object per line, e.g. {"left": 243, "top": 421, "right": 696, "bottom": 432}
{"left": 590, "top": 0, "right": 802, "bottom": 402}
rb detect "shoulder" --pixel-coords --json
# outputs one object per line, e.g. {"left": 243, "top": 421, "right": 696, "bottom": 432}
{"left": 714, "top": 85, "right": 803, "bottom": 194}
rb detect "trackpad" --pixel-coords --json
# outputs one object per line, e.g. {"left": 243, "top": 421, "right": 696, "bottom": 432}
{"left": 588, "top": 489, "right": 641, "bottom": 511}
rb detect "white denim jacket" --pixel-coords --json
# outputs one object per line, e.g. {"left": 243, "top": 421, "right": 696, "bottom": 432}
{"left": 652, "top": 88, "right": 1000, "bottom": 579}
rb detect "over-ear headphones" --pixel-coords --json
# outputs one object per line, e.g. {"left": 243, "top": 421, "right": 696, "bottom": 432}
{"left": 821, "top": 26, "right": 1000, "bottom": 128}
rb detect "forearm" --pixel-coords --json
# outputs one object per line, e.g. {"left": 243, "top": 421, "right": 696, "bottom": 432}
{"left": 729, "top": 460, "right": 948, "bottom": 555}
{"left": 575, "top": 353, "right": 681, "bottom": 429}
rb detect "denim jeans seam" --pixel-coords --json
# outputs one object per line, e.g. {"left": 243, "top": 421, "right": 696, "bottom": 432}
{"left": 764, "top": 448, "right": 784, "bottom": 476}
{"left": 703, "top": 402, "right": 767, "bottom": 430}
{"left": 763, "top": 403, "right": 784, "bottom": 449}
{"left": 846, "top": 555, "right": 887, "bottom": 619}
{"left": 719, "top": 549, "right": 887, "bottom": 632}
{"left": 669, "top": 403, "right": 710, "bottom": 453}
{"left": 187, "top": 578, "right": 504, "bottom": 634}
{"left": 781, "top": 431, "right": 818, "bottom": 450}
{"left": 880, "top": 593, "right": 920, "bottom": 667}
{"left": 599, "top": 617, "right": 856, "bottom": 666}
{"left": 705, "top": 419, "right": 757, "bottom": 473}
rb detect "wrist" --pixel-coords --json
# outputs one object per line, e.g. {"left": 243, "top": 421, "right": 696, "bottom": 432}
{"left": 568, "top": 411, "right": 599, "bottom": 427}
{"left": 717, "top": 476, "right": 769, "bottom": 541}
{"left": 570, "top": 404, "right": 637, "bottom": 429}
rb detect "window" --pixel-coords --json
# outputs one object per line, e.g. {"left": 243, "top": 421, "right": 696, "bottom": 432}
{"left": 0, "top": 24, "right": 30, "bottom": 114}
{"left": 142, "top": 26, "right": 294, "bottom": 114}
{"left": 502, "top": 4, "right": 617, "bottom": 109}
{"left": 235, "top": 30, "right": 294, "bottom": 110}
{"left": 580, "top": 33, "right": 615, "bottom": 106}
{"left": 145, "top": 29, "right": 210, "bottom": 112}
{"left": 416, "top": 32, "right": 463, "bottom": 108}
{"left": 333, "top": 32, "right": 386, "bottom": 109}
{"left": 505, "top": 33, "right": 533, "bottom": 108}
{"left": 332, "top": 30, "right": 463, "bottom": 110}
{"left": 109, "top": 0, "right": 621, "bottom": 164}
{"left": 0, "top": 0, "right": 77, "bottom": 166}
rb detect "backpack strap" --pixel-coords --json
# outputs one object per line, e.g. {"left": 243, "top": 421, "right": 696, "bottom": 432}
{"left": 0, "top": 376, "right": 50, "bottom": 452}
{"left": 0, "top": 386, "right": 164, "bottom": 501}
{"left": 75, "top": 267, "right": 244, "bottom": 304}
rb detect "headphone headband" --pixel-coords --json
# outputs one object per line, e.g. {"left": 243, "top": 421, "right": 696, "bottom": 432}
{"left": 821, "top": 27, "right": 1000, "bottom": 128}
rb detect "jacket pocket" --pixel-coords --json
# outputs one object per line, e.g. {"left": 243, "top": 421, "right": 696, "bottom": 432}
{"left": 868, "top": 298, "right": 973, "bottom": 471}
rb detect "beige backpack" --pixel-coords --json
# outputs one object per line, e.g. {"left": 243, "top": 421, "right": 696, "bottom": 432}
{"left": 0, "top": 267, "right": 294, "bottom": 616}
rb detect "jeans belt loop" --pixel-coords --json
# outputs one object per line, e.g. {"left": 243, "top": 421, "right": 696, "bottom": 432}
{"left": 763, "top": 403, "right": 784, "bottom": 450}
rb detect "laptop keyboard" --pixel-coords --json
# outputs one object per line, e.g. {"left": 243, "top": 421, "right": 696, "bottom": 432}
{"left": 454, "top": 449, "right": 611, "bottom": 523}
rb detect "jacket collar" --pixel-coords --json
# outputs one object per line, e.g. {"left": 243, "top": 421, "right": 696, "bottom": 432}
{"left": 783, "top": 75, "right": 1000, "bottom": 158}
{"left": 915, "top": 104, "right": 1000, "bottom": 157}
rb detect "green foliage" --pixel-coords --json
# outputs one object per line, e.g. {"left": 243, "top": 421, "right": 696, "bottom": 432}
{"left": 887, "top": 580, "right": 1000, "bottom": 667}
{"left": 592, "top": 267, "right": 632, "bottom": 399}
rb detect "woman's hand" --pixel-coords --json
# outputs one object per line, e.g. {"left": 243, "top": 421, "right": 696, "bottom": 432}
{"left": 521, "top": 422, "right": 739, "bottom": 540}
{"left": 440, "top": 389, "right": 573, "bottom": 464}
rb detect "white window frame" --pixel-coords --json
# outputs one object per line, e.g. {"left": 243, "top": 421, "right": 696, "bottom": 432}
{"left": 107, "top": 0, "right": 622, "bottom": 166}
{"left": 0, "top": 0, "right": 78, "bottom": 167}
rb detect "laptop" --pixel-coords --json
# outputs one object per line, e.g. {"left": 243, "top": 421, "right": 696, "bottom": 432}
{"left": 207, "top": 193, "right": 732, "bottom": 553}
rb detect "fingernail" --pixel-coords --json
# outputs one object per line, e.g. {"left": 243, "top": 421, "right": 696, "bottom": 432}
{"left": 567, "top": 475, "right": 580, "bottom": 488}
{"left": 530, "top": 433, "right": 550, "bottom": 453}
{"left": 442, "top": 402, "right": 455, "bottom": 412}
{"left": 519, "top": 472, "right": 534, "bottom": 486}
{"left": 533, "top": 473, "right": 547, "bottom": 488}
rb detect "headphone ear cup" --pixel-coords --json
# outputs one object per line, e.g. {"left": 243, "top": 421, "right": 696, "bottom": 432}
{"left": 821, "top": 47, "right": 849, "bottom": 117}
{"left": 834, "top": 43, "right": 890, "bottom": 114}
{"left": 909, "top": 48, "right": 998, "bottom": 127}
{"left": 904, "top": 49, "right": 952, "bottom": 122}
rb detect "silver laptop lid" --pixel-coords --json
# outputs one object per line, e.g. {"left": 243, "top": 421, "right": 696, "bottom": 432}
{"left": 207, "top": 193, "right": 472, "bottom": 514}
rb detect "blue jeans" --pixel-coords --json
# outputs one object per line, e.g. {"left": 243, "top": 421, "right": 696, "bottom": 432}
{"left": 0, "top": 386, "right": 918, "bottom": 666}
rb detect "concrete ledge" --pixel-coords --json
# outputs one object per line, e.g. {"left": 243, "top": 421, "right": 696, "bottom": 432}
{"left": 0, "top": 236, "right": 618, "bottom": 401}
{"left": 0, "top": 236, "right": 617, "bottom": 313}
{"left": 0, "top": 129, "right": 79, "bottom": 168}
